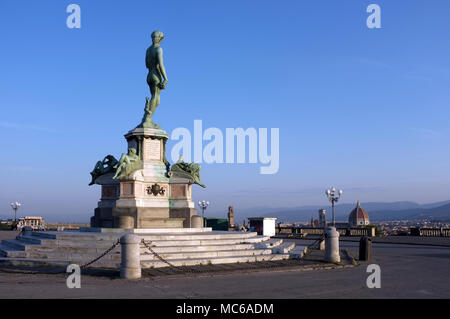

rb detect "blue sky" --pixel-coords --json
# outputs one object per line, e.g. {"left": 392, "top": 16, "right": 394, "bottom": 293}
{"left": 1, "top": 0, "right": 450, "bottom": 222}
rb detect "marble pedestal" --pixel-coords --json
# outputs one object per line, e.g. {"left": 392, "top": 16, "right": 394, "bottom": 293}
{"left": 90, "top": 126, "right": 200, "bottom": 229}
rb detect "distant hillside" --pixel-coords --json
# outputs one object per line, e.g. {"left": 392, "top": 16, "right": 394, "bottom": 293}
{"left": 360, "top": 203, "right": 450, "bottom": 222}
{"left": 410, "top": 203, "right": 450, "bottom": 220}
{"left": 209, "top": 200, "right": 450, "bottom": 223}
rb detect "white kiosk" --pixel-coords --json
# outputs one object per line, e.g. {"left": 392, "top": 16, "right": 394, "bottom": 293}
{"left": 248, "top": 217, "right": 277, "bottom": 237}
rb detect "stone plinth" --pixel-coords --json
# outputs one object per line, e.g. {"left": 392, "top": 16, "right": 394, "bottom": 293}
{"left": 90, "top": 126, "right": 201, "bottom": 229}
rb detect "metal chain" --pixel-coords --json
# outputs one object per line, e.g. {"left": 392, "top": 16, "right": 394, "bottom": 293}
{"left": 304, "top": 235, "right": 325, "bottom": 256}
{"left": 79, "top": 239, "right": 121, "bottom": 268}
{"left": 0, "top": 238, "right": 121, "bottom": 275}
{"left": 141, "top": 239, "right": 200, "bottom": 274}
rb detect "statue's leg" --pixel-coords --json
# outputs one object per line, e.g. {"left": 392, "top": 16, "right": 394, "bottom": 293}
{"left": 113, "top": 164, "right": 123, "bottom": 179}
{"left": 148, "top": 71, "right": 160, "bottom": 113}
{"left": 150, "top": 86, "right": 160, "bottom": 115}
{"left": 146, "top": 84, "right": 156, "bottom": 113}
{"left": 156, "top": 88, "right": 161, "bottom": 107}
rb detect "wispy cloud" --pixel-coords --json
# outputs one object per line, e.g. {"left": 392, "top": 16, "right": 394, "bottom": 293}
{"left": 0, "top": 121, "right": 55, "bottom": 133}
{"left": 355, "top": 58, "right": 394, "bottom": 71}
{"left": 409, "top": 127, "right": 442, "bottom": 139}
{"left": 7, "top": 166, "right": 36, "bottom": 172}
{"left": 356, "top": 58, "right": 441, "bottom": 83}
{"left": 229, "top": 185, "right": 386, "bottom": 196}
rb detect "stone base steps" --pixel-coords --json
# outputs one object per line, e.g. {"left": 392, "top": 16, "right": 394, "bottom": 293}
{"left": 289, "top": 246, "right": 308, "bottom": 259}
{"left": 0, "top": 244, "right": 17, "bottom": 257}
{"left": 140, "top": 248, "right": 274, "bottom": 261}
{"left": 1, "top": 236, "right": 271, "bottom": 251}
{"left": 141, "top": 254, "right": 291, "bottom": 269}
{"left": 142, "top": 243, "right": 259, "bottom": 253}
{"left": 141, "top": 237, "right": 270, "bottom": 247}
{"left": 1, "top": 246, "right": 277, "bottom": 262}
{"left": 0, "top": 229, "right": 301, "bottom": 269}
{"left": 272, "top": 242, "right": 296, "bottom": 254}
{"left": 80, "top": 227, "right": 213, "bottom": 233}
{"left": 0, "top": 241, "right": 268, "bottom": 256}
{"left": 0, "top": 257, "right": 73, "bottom": 268}
{"left": 30, "top": 231, "right": 260, "bottom": 242}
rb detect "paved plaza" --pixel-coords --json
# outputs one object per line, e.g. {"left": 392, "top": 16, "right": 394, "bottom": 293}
{"left": 0, "top": 231, "right": 449, "bottom": 298}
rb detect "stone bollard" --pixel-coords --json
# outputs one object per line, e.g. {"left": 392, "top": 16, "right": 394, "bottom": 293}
{"left": 324, "top": 227, "right": 340, "bottom": 263}
{"left": 120, "top": 234, "right": 141, "bottom": 279}
{"left": 359, "top": 236, "right": 372, "bottom": 261}
{"left": 191, "top": 215, "right": 204, "bottom": 228}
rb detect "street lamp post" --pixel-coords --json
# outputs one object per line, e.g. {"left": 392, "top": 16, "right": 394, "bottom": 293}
{"left": 198, "top": 200, "right": 210, "bottom": 227}
{"left": 10, "top": 201, "right": 21, "bottom": 222}
{"left": 324, "top": 188, "right": 342, "bottom": 263}
{"left": 325, "top": 187, "right": 342, "bottom": 227}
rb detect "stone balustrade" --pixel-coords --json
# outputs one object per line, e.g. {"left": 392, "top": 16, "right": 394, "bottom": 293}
{"left": 276, "top": 226, "right": 376, "bottom": 237}
{"left": 410, "top": 228, "right": 450, "bottom": 237}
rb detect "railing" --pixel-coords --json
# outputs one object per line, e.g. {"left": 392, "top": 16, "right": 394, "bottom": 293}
{"left": 276, "top": 226, "right": 375, "bottom": 237}
{"left": 410, "top": 228, "right": 450, "bottom": 237}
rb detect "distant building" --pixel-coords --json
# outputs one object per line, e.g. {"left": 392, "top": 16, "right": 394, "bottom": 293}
{"left": 17, "top": 216, "right": 45, "bottom": 230}
{"left": 227, "top": 206, "right": 234, "bottom": 227}
{"left": 0, "top": 219, "right": 13, "bottom": 225}
{"left": 348, "top": 201, "right": 370, "bottom": 227}
{"left": 318, "top": 209, "right": 326, "bottom": 227}
{"left": 310, "top": 215, "right": 320, "bottom": 228}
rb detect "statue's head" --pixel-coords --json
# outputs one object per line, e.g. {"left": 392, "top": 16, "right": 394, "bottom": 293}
{"left": 128, "top": 148, "right": 137, "bottom": 155}
{"left": 151, "top": 30, "right": 164, "bottom": 44}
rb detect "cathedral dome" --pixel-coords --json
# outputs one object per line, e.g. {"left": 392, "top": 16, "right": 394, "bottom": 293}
{"left": 348, "top": 201, "right": 370, "bottom": 227}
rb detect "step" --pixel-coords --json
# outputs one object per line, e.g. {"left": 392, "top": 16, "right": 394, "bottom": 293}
{"left": 6, "top": 237, "right": 269, "bottom": 255}
{"left": 16, "top": 235, "right": 55, "bottom": 246}
{"left": 140, "top": 248, "right": 273, "bottom": 261}
{"left": 13, "top": 243, "right": 121, "bottom": 253}
{"left": 0, "top": 250, "right": 292, "bottom": 270}
{"left": 141, "top": 254, "right": 291, "bottom": 269}
{"left": 31, "top": 231, "right": 121, "bottom": 241}
{"left": 0, "top": 248, "right": 27, "bottom": 258}
{"left": 1, "top": 239, "right": 29, "bottom": 251}
{"left": 140, "top": 243, "right": 257, "bottom": 254}
{"left": 23, "top": 237, "right": 266, "bottom": 250}
{"left": 289, "top": 246, "right": 308, "bottom": 259}
{"left": 254, "top": 238, "right": 283, "bottom": 249}
{"left": 0, "top": 256, "right": 120, "bottom": 269}
{"left": 32, "top": 231, "right": 259, "bottom": 242}
{"left": 16, "top": 235, "right": 42, "bottom": 244}
{"left": 140, "top": 237, "right": 269, "bottom": 247}
{"left": 139, "top": 232, "right": 258, "bottom": 241}
{"left": 2, "top": 243, "right": 267, "bottom": 256}
{"left": 30, "top": 232, "right": 58, "bottom": 239}
{"left": 15, "top": 250, "right": 121, "bottom": 261}
{"left": 0, "top": 244, "right": 22, "bottom": 257}
{"left": 0, "top": 257, "right": 72, "bottom": 268}
{"left": 271, "top": 242, "right": 296, "bottom": 254}
{"left": 4, "top": 238, "right": 100, "bottom": 250}
{"left": 81, "top": 227, "right": 213, "bottom": 233}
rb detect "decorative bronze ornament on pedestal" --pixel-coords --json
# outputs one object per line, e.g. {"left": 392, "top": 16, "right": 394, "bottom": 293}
{"left": 147, "top": 183, "right": 165, "bottom": 196}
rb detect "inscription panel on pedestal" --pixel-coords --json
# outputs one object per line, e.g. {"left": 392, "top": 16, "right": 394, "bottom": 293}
{"left": 102, "top": 185, "right": 118, "bottom": 199}
{"left": 144, "top": 138, "right": 161, "bottom": 160}
{"left": 170, "top": 184, "right": 186, "bottom": 199}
